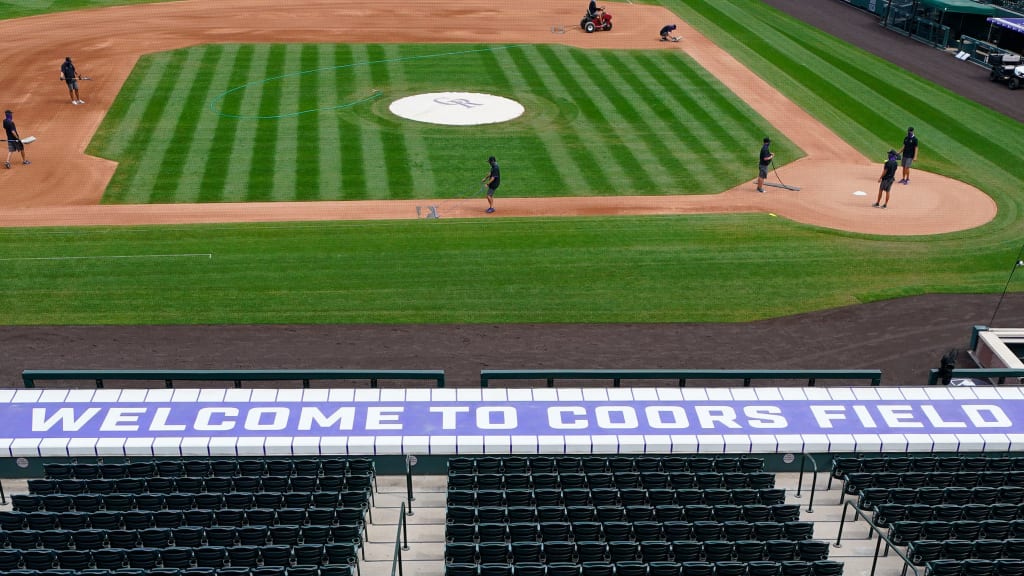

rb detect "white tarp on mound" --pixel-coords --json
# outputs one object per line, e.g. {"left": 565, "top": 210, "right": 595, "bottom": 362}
{"left": 389, "top": 92, "right": 524, "bottom": 126}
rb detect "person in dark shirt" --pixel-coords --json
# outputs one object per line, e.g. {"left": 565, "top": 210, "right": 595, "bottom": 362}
{"left": 3, "top": 110, "right": 29, "bottom": 169}
{"left": 588, "top": 0, "right": 603, "bottom": 18}
{"left": 60, "top": 57, "right": 84, "bottom": 105}
{"left": 874, "top": 149, "right": 899, "bottom": 208}
{"left": 756, "top": 137, "right": 773, "bottom": 193}
{"left": 482, "top": 156, "right": 500, "bottom": 214}
{"left": 660, "top": 24, "right": 679, "bottom": 42}
{"left": 899, "top": 126, "right": 918, "bottom": 184}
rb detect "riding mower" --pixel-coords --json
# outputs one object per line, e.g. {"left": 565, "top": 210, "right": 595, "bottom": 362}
{"left": 988, "top": 53, "right": 1024, "bottom": 90}
{"left": 580, "top": 9, "right": 612, "bottom": 32}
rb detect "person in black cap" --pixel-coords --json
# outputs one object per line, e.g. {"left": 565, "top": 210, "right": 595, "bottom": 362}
{"left": 60, "top": 57, "right": 84, "bottom": 105}
{"left": 482, "top": 155, "right": 500, "bottom": 213}
{"left": 899, "top": 126, "right": 918, "bottom": 184}
{"left": 756, "top": 137, "right": 773, "bottom": 193}
{"left": 660, "top": 24, "right": 679, "bottom": 42}
{"left": 3, "top": 110, "right": 29, "bottom": 169}
{"left": 875, "top": 149, "right": 900, "bottom": 208}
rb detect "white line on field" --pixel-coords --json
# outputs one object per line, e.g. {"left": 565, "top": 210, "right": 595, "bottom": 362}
{"left": 0, "top": 253, "right": 213, "bottom": 262}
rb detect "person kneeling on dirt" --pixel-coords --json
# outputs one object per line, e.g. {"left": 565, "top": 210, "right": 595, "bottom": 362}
{"left": 660, "top": 24, "right": 680, "bottom": 42}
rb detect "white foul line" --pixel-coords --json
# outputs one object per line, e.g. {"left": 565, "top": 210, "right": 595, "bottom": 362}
{"left": 0, "top": 253, "right": 213, "bottom": 262}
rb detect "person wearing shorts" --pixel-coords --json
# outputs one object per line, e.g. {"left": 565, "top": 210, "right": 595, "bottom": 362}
{"left": 482, "top": 156, "right": 500, "bottom": 213}
{"left": 899, "top": 126, "right": 918, "bottom": 184}
{"left": 756, "top": 137, "right": 773, "bottom": 193}
{"left": 3, "top": 110, "right": 29, "bottom": 169}
{"left": 60, "top": 57, "right": 84, "bottom": 105}
{"left": 875, "top": 149, "right": 899, "bottom": 208}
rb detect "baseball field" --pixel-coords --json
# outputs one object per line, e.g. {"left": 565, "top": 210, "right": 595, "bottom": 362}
{"left": 0, "top": 0, "right": 1022, "bottom": 325}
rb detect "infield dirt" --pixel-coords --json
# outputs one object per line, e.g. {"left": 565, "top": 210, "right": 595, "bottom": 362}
{"left": 0, "top": 0, "right": 996, "bottom": 235}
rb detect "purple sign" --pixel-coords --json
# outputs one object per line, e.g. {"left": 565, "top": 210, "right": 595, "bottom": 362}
{"left": 9, "top": 398, "right": 1020, "bottom": 439}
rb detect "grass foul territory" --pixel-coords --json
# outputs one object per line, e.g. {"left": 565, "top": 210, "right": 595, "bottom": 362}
{"left": 2, "top": 0, "right": 1024, "bottom": 325}
{"left": 89, "top": 43, "right": 791, "bottom": 204}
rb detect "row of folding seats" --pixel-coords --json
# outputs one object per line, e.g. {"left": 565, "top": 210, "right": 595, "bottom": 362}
{"left": 10, "top": 491, "right": 370, "bottom": 514}
{"left": 444, "top": 518, "right": 817, "bottom": 544}
{"left": 924, "top": 558, "right": 1024, "bottom": 576}
{"left": 449, "top": 490, "right": 788, "bottom": 509}
{"left": 842, "top": 472, "right": 1024, "bottom": 496}
{"left": 449, "top": 457, "right": 766, "bottom": 476}
{"left": 448, "top": 519, "right": 812, "bottom": 544}
{"left": 0, "top": 543, "right": 359, "bottom": 571}
{"left": 873, "top": 503, "right": 1024, "bottom": 526}
{"left": 43, "top": 460, "right": 374, "bottom": 481}
{"left": 449, "top": 474, "right": 776, "bottom": 492}
{"left": 451, "top": 489, "right": 788, "bottom": 509}
{"left": 0, "top": 567, "right": 353, "bottom": 576}
{"left": 444, "top": 539, "right": 831, "bottom": 564}
{"left": 855, "top": 487, "right": 1023, "bottom": 510}
{"left": 908, "top": 539, "right": 1024, "bottom": 564}
{"left": 830, "top": 456, "right": 1024, "bottom": 478}
{"left": 0, "top": 523, "right": 364, "bottom": 550}
{"left": 28, "top": 477, "right": 371, "bottom": 498}
{"left": 887, "top": 521, "right": 1024, "bottom": 545}
{"left": 444, "top": 559, "right": 843, "bottom": 576}
{"left": 447, "top": 504, "right": 801, "bottom": 525}
{"left": 0, "top": 507, "right": 364, "bottom": 533}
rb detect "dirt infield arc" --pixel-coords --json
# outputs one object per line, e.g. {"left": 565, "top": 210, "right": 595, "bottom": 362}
{"left": 0, "top": 0, "right": 996, "bottom": 235}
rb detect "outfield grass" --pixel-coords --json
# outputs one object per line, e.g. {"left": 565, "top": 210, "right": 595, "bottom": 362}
{"left": 89, "top": 43, "right": 794, "bottom": 204}
{"left": 0, "top": 0, "right": 164, "bottom": 20}
{"left": 3, "top": 0, "right": 1024, "bottom": 325}
{"left": 0, "top": 216, "right": 1005, "bottom": 325}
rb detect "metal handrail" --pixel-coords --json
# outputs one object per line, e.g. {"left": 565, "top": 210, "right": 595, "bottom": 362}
{"left": 793, "top": 452, "right": 818, "bottom": 512}
{"left": 834, "top": 501, "right": 921, "bottom": 576}
{"left": 390, "top": 502, "right": 410, "bottom": 576}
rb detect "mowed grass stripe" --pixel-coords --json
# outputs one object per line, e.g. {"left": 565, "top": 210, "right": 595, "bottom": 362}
{"left": 376, "top": 45, "right": 414, "bottom": 200}
{"left": 600, "top": 51, "right": 700, "bottom": 191}
{"left": 120, "top": 48, "right": 201, "bottom": 203}
{"left": 197, "top": 45, "right": 255, "bottom": 203}
{"left": 631, "top": 52, "right": 732, "bottom": 188}
{"left": 563, "top": 49, "right": 657, "bottom": 192}
{"left": 149, "top": 45, "right": 224, "bottom": 203}
{"left": 315, "top": 44, "right": 341, "bottom": 200}
{"left": 335, "top": 45, "right": 367, "bottom": 200}
{"left": 388, "top": 45, "right": 435, "bottom": 198}
{"left": 527, "top": 46, "right": 614, "bottom": 193}
{"left": 220, "top": 44, "right": 271, "bottom": 202}
{"left": 174, "top": 44, "right": 242, "bottom": 203}
{"left": 364, "top": 45, "right": 405, "bottom": 199}
{"left": 658, "top": 54, "right": 763, "bottom": 169}
{"left": 505, "top": 46, "right": 605, "bottom": 195}
{"left": 353, "top": 45, "right": 390, "bottom": 200}
{"left": 247, "top": 44, "right": 288, "bottom": 202}
{"left": 488, "top": 46, "right": 570, "bottom": 197}
{"left": 96, "top": 52, "right": 174, "bottom": 203}
{"left": 269, "top": 45, "right": 303, "bottom": 202}
{"left": 300, "top": 44, "right": 331, "bottom": 201}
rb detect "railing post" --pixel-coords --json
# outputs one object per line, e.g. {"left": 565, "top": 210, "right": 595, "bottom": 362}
{"left": 834, "top": 502, "right": 852, "bottom": 548}
{"left": 405, "top": 455, "right": 416, "bottom": 516}
{"left": 164, "top": 379, "right": 173, "bottom": 388}
{"left": 437, "top": 373, "right": 445, "bottom": 388}
{"left": 401, "top": 503, "right": 410, "bottom": 551}
{"left": 796, "top": 454, "right": 806, "bottom": 499}
{"left": 547, "top": 378, "right": 554, "bottom": 388}
{"left": 95, "top": 379, "right": 104, "bottom": 389}
{"left": 0, "top": 478, "right": 7, "bottom": 505}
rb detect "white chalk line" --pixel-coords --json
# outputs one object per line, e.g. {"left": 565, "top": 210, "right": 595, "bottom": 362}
{"left": 0, "top": 253, "right": 213, "bottom": 262}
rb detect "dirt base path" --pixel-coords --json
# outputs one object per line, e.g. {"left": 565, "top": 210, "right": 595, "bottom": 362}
{"left": 0, "top": 0, "right": 996, "bottom": 235}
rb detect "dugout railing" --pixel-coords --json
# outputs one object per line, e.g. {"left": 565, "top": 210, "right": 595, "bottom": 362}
{"left": 479, "top": 369, "right": 883, "bottom": 388}
{"left": 21, "top": 369, "right": 446, "bottom": 389}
